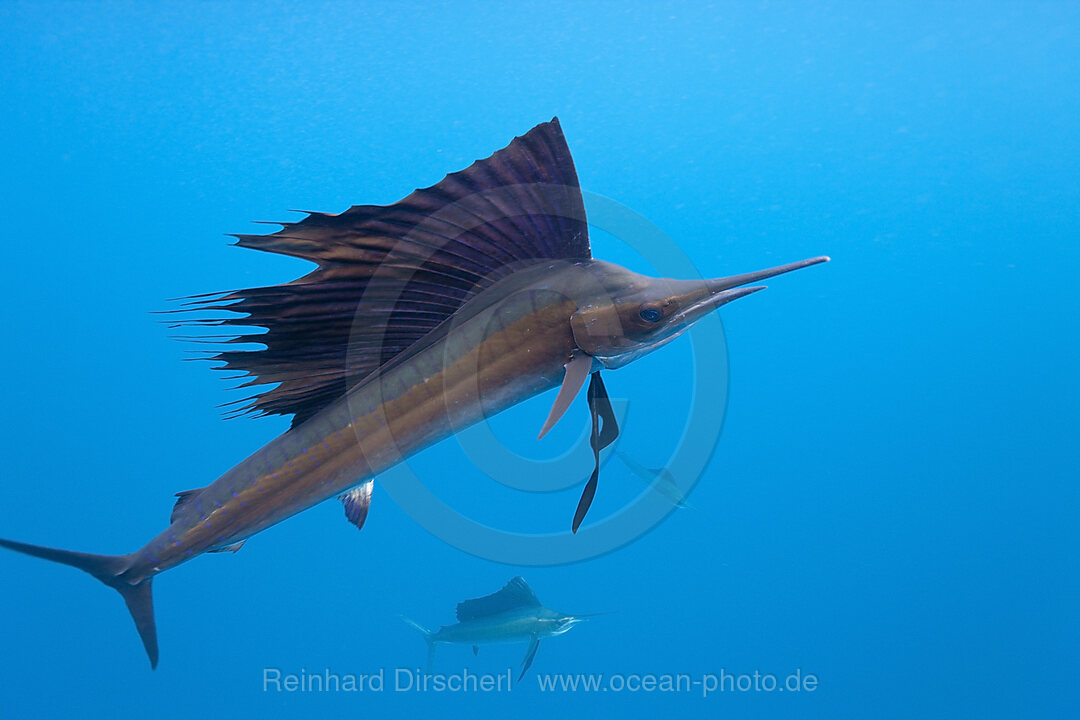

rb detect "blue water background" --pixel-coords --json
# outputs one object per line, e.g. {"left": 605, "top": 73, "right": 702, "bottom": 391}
{"left": 1, "top": 2, "right": 1077, "bottom": 718}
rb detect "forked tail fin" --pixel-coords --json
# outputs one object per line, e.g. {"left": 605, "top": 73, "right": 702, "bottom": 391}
{"left": 0, "top": 537, "right": 158, "bottom": 668}
{"left": 400, "top": 616, "right": 436, "bottom": 671}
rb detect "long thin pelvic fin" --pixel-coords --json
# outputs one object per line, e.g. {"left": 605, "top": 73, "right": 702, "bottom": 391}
{"left": 0, "top": 537, "right": 159, "bottom": 668}
{"left": 538, "top": 353, "right": 592, "bottom": 439}
{"left": 572, "top": 372, "right": 619, "bottom": 533}
{"left": 519, "top": 635, "right": 541, "bottom": 682}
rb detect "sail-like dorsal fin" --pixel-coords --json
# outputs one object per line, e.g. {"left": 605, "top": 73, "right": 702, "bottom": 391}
{"left": 456, "top": 577, "right": 541, "bottom": 622}
{"left": 177, "top": 118, "right": 590, "bottom": 427}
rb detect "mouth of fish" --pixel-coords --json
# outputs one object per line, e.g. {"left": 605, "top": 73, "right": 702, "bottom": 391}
{"left": 669, "top": 284, "right": 767, "bottom": 328}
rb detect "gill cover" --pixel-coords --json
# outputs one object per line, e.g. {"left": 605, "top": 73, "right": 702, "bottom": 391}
{"left": 570, "top": 302, "right": 626, "bottom": 359}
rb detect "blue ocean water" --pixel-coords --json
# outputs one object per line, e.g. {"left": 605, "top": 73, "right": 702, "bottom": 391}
{"left": 1, "top": 2, "right": 1077, "bottom": 718}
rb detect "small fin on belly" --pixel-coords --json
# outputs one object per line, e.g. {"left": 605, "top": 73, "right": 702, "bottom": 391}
{"left": 537, "top": 353, "right": 592, "bottom": 440}
{"left": 207, "top": 541, "right": 246, "bottom": 554}
{"left": 472, "top": 645, "right": 479, "bottom": 656}
{"left": 339, "top": 479, "right": 375, "bottom": 531}
{"left": 170, "top": 488, "right": 206, "bottom": 523}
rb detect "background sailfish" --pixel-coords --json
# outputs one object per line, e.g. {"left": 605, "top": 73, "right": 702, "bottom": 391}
{"left": 0, "top": 118, "right": 828, "bottom": 668}
{"left": 403, "top": 577, "right": 595, "bottom": 681}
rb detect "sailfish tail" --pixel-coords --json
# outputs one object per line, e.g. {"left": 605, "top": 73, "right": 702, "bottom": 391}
{"left": 0, "top": 537, "right": 158, "bottom": 668}
{"left": 400, "top": 615, "right": 436, "bottom": 671}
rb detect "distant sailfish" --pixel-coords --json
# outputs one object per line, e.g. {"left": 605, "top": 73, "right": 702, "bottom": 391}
{"left": 616, "top": 452, "right": 694, "bottom": 509}
{"left": 0, "top": 118, "right": 828, "bottom": 668}
{"left": 403, "top": 577, "right": 595, "bottom": 681}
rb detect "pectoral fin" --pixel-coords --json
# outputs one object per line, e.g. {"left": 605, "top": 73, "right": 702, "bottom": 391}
{"left": 518, "top": 635, "right": 541, "bottom": 682}
{"left": 472, "top": 645, "right": 479, "bottom": 656}
{"left": 538, "top": 353, "right": 592, "bottom": 439}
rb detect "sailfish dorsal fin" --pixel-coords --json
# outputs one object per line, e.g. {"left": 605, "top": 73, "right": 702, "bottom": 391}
{"left": 456, "top": 577, "right": 541, "bottom": 622}
{"left": 177, "top": 118, "right": 590, "bottom": 427}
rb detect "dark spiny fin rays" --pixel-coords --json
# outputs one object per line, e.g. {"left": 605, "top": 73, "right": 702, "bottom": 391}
{"left": 572, "top": 372, "right": 619, "bottom": 533}
{"left": 0, "top": 538, "right": 159, "bottom": 668}
{"left": 171, "top": 118, "right": 591, "bottom": 428}
{"left": 456, "top": 576, "right": 540, "bottom": 622}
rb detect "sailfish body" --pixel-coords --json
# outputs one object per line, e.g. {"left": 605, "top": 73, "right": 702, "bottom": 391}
{"left": 403, "top": 577, "right": 589, "bottom": 681}
{"left": 0, "top": 118, "right": 828, "bottom": 668}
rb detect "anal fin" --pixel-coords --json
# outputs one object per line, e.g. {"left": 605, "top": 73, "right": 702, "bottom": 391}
{"left": 339, "top": 479, "right": 375, "bottom": 531}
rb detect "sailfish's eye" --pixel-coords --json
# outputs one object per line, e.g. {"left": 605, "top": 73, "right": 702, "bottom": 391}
{"left": 639, "top": 306, "right": 663, "bottom": 323}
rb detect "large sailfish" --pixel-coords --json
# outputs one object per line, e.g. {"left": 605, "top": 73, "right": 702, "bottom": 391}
{"left": 0, "top": 118, "right": 827, "bottom": 668}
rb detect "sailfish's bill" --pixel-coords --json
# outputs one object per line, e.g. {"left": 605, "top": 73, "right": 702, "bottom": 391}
{"left": 0, "top": 117, "right": 828, "bottom": 668}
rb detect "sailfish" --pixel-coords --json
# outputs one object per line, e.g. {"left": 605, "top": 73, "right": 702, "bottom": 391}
{"left": 403, "top": 576, "right": 596, "bottom": 681}
{"left": 0, "top": 118, "right": 828, "bottom": 668}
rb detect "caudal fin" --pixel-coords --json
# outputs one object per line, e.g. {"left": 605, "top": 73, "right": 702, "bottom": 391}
{"left": 0, "top": 537, "right": 159, "bottom": 668}
{"left": 400, "top": 615, "right": 436, "bottom": 671}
